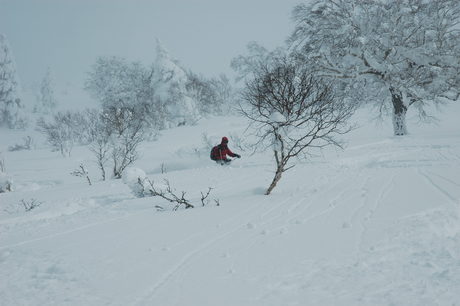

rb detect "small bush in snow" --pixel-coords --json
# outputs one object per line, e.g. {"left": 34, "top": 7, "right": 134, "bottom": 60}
{"left": 70, "top": 163, "right": 92, "bottom": 186}
{"left": 0, "top": 172, "right": 12, "bottom": 193}
{"left": 36, "top": 111, "right": 88, "bottom": 157}
{"left": 84, "top": 108, "right": 145, "bottom": 180}
{"left": 122, "top": 167, "right": 147, "bottom": 197}
{"left": 102, "top": 106, "right": 145, "bottom": 179}
{"left": 20, "top": 198, "right": 42, "bottom": 212}
{"left": 0, "top": 153, "right": 5, "bottom": 172}
{"left": 127, "top": 174, "right": 219, "bottom": 211}
{"left": 0, "top": 154, "right": 12, "bottom": 193}
{"left": 8, "top": 136, "right": 33, "bottom": 151}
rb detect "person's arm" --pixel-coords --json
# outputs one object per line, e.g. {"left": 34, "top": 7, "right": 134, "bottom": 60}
{"left": 226, "top": 147, "right": 240, "bottom": 158}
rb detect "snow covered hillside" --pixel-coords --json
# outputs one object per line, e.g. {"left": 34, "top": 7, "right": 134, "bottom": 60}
{"left": 1, "top": 102, "right": 460, "bottom": 305}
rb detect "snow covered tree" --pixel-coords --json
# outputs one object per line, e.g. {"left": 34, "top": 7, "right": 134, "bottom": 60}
{"left": 241, "top": 54, "right": 354, "bottom": 195}
{"left": 153, "top": 39, "right": 200, "bottom": 127}
{"left": 0, "top": 34, "right": 25, "bottom": 129}
{"left": 185, "top": 71, "right": 233, "bottom": 115}
{"left": 209, "top": 74, "right": 234, "bottom": 114}
{"left": 85, "top": 56, "right": 164, "bottom": 138}
{"left": 185, "top": 71, "right": 218, "bottom": 115}
{"left": 289, "top": 0, "right": 460, "bottom": 136}
{"left": 34, "top": 68, "right": 57, "bottom": 114}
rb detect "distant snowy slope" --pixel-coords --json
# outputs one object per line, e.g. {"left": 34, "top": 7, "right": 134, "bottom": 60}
{"left": 0, "top": 102, "right": 459, "bottom": 305}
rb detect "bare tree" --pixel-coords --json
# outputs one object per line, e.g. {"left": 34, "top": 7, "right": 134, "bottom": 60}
{"left": 102, "top": 106, "right": 145, "bottom": 179}
{"left": 83, "top": 107, "right": 144, "bottom": 180}
{"left": 85, "top": 109, "right": 110, "bottom": 180}
{"left": 241, "top": 55, "right": 354, "bottom": 195}
{"left": 36, "top": 111, "right": 87, "bottom": 157}
{"left": 37, "top": 114, "right": 75, "bottom": 157}
{"left": 289, "top": 0, "right": 460, "bottom": 136}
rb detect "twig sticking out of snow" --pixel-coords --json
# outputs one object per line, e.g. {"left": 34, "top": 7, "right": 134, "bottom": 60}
{"left": 70, "top": 164, "right": 92, "bottom": 186}
{"left": 136, "top": 177, "right": 220, "bottom": 211}
{"left": 20, "top": 198, "right": 42, "bottom": 212}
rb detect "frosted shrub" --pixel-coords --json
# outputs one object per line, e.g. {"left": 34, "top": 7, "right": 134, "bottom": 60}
{"left": 122, "top": 167, "right": 147, "bottom": 197}
{"left": 20, "top": 198, "right": 42, "bottom": 212}
{"left": 0, "top": 172, "right": 12, "bottom": 193}
{"left": 36, "top": 111, "right": 88, "bottom": 157}
{"left": 8, "top": 136, "right": 33, "bottom": 151}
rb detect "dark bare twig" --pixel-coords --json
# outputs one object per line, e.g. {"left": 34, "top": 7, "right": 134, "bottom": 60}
{"left": 144, "top": 178, "right": 194, "bottom": 210}
{"left": 21, "top": 199, "right": 42, "bottom": 212}
{"left": 200, "top": 187, "right": 213, "bottom": 207}
{"left": 71, "top": 163, "right": 92, "bottom": 186}
{"left": 136, "top": 177, "right": 220, "bottom": 211}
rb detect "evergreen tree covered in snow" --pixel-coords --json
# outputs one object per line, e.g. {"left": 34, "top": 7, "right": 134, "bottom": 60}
{"left": 85, "top": 56, "right": 165, "bottom": 137}
{"left": 153, "top": 39, "right": 200, "bottom": 127}
{"left": 34, "top": 68, "right": 57, "bottom": 114}
{"left": 0, "top": 34, "right": 25, "bottom": 129}
{"left": 86, "top": 40, "right": 231, "bottom": 132}
{"left": 289, "top": 0, "right": 460, "bottom": 136}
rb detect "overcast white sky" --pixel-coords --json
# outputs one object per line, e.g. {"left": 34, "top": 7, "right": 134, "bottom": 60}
{"left": 0, "top": 0, "right": 302, "bottom": 89}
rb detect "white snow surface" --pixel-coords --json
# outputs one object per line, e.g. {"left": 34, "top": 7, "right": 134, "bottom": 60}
{"left": 1, "top": 103, "right": 460, "bottom": 305}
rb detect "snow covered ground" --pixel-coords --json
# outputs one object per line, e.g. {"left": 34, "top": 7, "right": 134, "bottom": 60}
{"left": 1, "top": 102, "right": 460, "bottom": 305}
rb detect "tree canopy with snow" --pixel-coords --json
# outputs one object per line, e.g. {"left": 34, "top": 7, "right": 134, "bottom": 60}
{"left": 152, "top": 39, "right": 200, "bottom": 127}
{"left": 288, "top": 0, "right": 460, "bottom": 136}
{"left": 86, "top": 40, "right": 233, "bottom": 132}
{"left": 34, "top": 68, "right": 57, "bottom": 114}
{"left": 0, "top": 34, "right": 24, "bottom": 129}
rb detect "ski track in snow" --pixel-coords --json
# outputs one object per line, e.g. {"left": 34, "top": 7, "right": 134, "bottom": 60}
{"left": 2, "top": 104, "right": 460, "bottom": 305}
{"left": 0, "top": 207, "right": 153, "bottom": 251}
{"left": 356, "top": 173, "right": 395, "bottom": 252}
{"left": 427, "top": 170, "right": 460, "bottom": 187}
{"left": 134, "top": 194, "right": 296, "bottom": 305}
{"left": 417, "top": 168, "right": 459, "bottom": 208}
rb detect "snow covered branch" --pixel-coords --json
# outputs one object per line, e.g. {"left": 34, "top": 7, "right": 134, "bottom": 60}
{"left": 134, "top": 177, "right": 220, "bottom": 211}
{"left": 140, "top": 178, "right": 194, "bottom": 210}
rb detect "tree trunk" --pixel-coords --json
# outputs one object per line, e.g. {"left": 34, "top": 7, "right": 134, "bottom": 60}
{"left": 389, "top": 86, "right": 408, "bottom": 136}
{"left": 265, "top": 164, "right": 284, "bottom": 195}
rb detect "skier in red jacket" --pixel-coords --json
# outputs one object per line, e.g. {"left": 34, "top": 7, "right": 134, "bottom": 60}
{"left": 210, "top": 137, "right": 241, "bottom": 165}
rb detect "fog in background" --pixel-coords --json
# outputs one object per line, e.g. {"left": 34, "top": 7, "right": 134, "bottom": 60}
{"left": 0, "top": 0, "right": 301, "bottom": 90}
